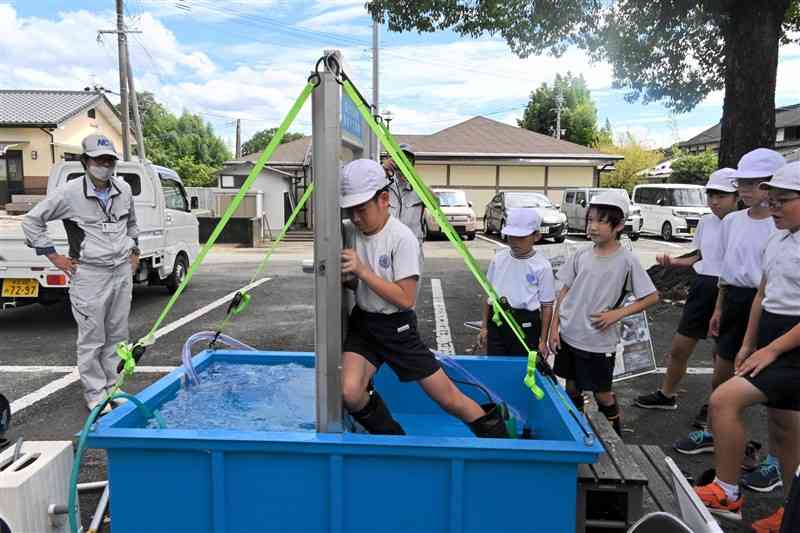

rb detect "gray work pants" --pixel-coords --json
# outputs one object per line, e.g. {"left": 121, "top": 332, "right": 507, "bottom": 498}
{"left": 68, "top": 261, "right": 132, "bottom": 403}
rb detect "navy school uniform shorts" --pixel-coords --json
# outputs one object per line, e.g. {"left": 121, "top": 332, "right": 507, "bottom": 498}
{"left": 745, "top": 311, "right": 800, "bottom": 411}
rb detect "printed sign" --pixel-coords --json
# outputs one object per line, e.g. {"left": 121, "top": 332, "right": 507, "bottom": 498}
{"left": 341, "top": 94, "right": 364, "bottom": 148}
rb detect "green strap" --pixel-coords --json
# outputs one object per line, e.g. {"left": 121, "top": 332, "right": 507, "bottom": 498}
{"left": 137, "top": 81, "right": 315, "bottom": 347}
{"left": 213, "top": 182, "right": 316, "bottom": 336}
{"left": 341, "top": 80, "right": 544, "bottom": 400}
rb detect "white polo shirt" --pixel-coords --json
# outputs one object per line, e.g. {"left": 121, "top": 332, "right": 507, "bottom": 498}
{"left": 719, "top": 209, "right": 776, "bottom": 288}
{"left": 691, "top": 214, "right": 725, "bottom": 277}
{"left": 486, "top": 249, "right": 555, "bottom": 312}
{"left": 345, "top": 216, "right": 421, "bottom": 314}
{"left": 762, "top": 229, "right": 800, "bottom": 316}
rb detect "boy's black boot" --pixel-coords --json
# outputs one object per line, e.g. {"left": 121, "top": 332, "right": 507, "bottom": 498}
{"left": 598, "top": 399, "right": 623, "bottom": 436}
{"left": 350, "top": 390, "right": 405, "bottom": 435}
{"left": 468, "top": 403, "right": 510, "bottom": 439}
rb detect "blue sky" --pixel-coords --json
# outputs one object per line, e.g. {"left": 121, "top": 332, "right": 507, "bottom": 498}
{"left": 4, "top": 0, "right": 800, "bottom": 152}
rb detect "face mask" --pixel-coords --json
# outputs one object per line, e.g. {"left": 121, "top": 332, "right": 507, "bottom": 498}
{"left": 88, "top": 162, "right": 113, "bottom": 181}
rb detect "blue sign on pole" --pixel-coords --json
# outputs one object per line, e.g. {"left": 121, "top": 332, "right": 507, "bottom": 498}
{"left": 341, "top": 94, "right": 363, "bottom": 144}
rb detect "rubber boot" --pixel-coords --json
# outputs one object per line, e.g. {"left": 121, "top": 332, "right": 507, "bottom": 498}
{"left": 568, "top": 392, "right": 585, "bottom": 413}
{"left": 598, "top": 399, "right": 623, "bottom": 436}
{"left": 468, "top": 403, "right": 510, "bottom": 439}
{"left": 349, "top": 390, "right": 405, "bottom": 435}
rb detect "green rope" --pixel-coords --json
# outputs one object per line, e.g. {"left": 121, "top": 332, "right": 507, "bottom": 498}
{"left": 113, "top": 81, "right": 316, "bottom": 380}
{"left": 341, "top": 79, "right": 544, "bottom": 400}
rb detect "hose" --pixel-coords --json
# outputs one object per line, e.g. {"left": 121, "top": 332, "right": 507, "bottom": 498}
{"left": 181, "top": 331, "right": 255, "bottom": 385}
{"left": 68, "top": 393, "right": 164, "bottom": 533}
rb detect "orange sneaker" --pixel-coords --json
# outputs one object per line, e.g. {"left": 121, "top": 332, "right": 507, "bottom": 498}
{"left": 752, "top": 507, "right": 784, "bottom": 533}
{"left": 694, "top": 481, "right": 743, "bottom": 521}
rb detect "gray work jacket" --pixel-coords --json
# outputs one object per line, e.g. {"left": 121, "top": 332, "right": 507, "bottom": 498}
{"left": 388, "top": 179, "right": 424, "bottom": 243}
{"left": 22, "top": 175, "right": 139, "bottom": 268}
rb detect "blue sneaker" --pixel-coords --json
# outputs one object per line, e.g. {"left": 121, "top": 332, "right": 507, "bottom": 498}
{"left": 674, "top": 430, "right": 714, "bottom": 455}
{"left": 742, "top": 459, "right": 782, "bottom": 493}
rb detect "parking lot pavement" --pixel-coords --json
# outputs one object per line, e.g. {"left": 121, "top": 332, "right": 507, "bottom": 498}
{"left": 0, "top": 237, "right": 766, "bottom": 532}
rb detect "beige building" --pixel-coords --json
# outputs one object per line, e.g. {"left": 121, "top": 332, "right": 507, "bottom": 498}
{"left": 0, "top": 90, "right": 131, "bottom": 205}
{"left": 221, "top": 116, "right": 620, "bottom": 227}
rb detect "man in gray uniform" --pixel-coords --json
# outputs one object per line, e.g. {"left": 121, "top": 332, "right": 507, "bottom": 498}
{"left": 383, "top": 143, "right": 425, "bottom": 272}
{"left": 23, "top": 134, "right": 139, "bottom": 414}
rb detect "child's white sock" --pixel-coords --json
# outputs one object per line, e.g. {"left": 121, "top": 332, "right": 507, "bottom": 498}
{"left": 714, "top": 476, "right": 740, "bottom": 500}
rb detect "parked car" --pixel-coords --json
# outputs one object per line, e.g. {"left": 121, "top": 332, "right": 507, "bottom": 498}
{"left": 0, "top": 160, "right": 199, "bottom": 309}
{"left": 423, "top": 189, "right": 477, "bottom": 240}
{"left": 483, "top": 191, "right": 567, "bottom": 243}
{"left": 632, "top": 184, "right": 710, "bottom": 241}
{"left": 560, "top": 187, "right": 642, "bottom": 240}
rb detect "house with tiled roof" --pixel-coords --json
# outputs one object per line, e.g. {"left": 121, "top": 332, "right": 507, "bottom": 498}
{"left": 678, "top": 103, "right": 800, "bottom": 157}
{"left": 218, "top": 116, "right": 621, "bottom": 229}
{"left": 0, "top": 89, "right": 131, "bottom": 204}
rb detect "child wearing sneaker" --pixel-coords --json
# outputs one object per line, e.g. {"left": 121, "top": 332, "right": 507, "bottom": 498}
{"left": 674, "top": 148, "right": 784, "bottom": 456}
{"left": 695, "top": 161, "right": 800, "bottom": 533}
{"left": 549, "top": 190, "right": 659, "bottom": 435}
{"left": 479, "top": 208, "right": 555, "bottom": 357}
{"left": 635, "top": 169, "right": 738, "bottom": 412}
{"left": 339, "top": 159, "right": 508, "bottom": 439}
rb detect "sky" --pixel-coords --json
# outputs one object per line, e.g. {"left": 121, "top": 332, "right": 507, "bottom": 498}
{"left": 3, "top": 0, "right": 800, "bottom": 153}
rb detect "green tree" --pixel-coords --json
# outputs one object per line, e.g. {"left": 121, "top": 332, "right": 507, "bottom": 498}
{"left": 669, "top": 149, "right": 718, "bottom": 186}
{"left": 596, "top": 133, "right": 663, "bottom": 194}
{"left": 368, "top": 0, "right": 800, "bottom": 168}
{"left": 517, "top": 73, "right": 599, "bottom": 146}
{"left": 123, "top": 91, "right": 231, "bottom": 184}
{"left": 595, "top": 118, "right": 614, "bottom": 147}
{"left": 241, "top": 127, "right": 304, "bottom": 156}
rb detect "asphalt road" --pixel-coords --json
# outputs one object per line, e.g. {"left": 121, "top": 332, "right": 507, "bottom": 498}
{"left": 0, "top": 234, "right": 776, "bottom": 532}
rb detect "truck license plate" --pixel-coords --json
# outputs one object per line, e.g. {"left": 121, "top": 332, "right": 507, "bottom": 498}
{"left": 540, "top": 226, "right": 549, "bottom": 234}
{"left": 1, "top": 279, "right": 40, "bottom": 298}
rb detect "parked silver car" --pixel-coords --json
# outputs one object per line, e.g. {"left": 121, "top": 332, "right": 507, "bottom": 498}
{"left": 483, "top": 191, "right": 567, "bottom": 243}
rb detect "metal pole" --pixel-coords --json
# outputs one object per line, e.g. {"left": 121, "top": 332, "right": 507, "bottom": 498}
{"left": 116, "top": 0, "right": 131, "bottom": 160}
{"left": 235, "top": 119, "right": 242, "bottom": 159}
{"left": 126, "top": 56, "right": 146, "bottom": 161}
{"left": 312, "top": 57, "right": 343, "bottom": 433}
{"left": 371, "top": 20, "right": 379, "bottom": 161}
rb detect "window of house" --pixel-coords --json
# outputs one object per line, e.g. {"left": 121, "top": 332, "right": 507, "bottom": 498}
{"left": 784, "top": 126, "right": 800, "bottom": 141}
{"left": 88, "top": 108, "right": 96, "bottom": 119}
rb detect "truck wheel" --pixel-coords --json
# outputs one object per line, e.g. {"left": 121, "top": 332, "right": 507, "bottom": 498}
{"left": 661, "top": 222, "right": 673, "bottom": 242}
{"left": 630, "top": 232, "right": 641, "bottom": 242}
{"left": 165, "top": 254, "right": 188, "bottom": 294}
{"left": 553, "top": 235, "right": 566, "bottom": 243}
{"left": 467, "top": 231, "right": 476, "bottom": 241}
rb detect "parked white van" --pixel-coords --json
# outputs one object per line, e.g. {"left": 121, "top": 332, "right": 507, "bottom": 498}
{"left": 0, "top": 160, "right": 199, "bottom": 309}
{"left": 561, "top": 188, "right": 643, "bottom": 240}
{"left": 632, "top": 184, "right": 709, "bottom": 241}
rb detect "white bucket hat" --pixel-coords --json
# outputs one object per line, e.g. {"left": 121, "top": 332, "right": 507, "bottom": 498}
{"left": 589, "top": 189, "right": 630, "bottom": 218}
{"left": 501, "top": 208, "right": 542, "bottom": 237}
{"left": 340, "top": 159, "right": 390, "bottom": 208}
{"left": 706, "top": 168, "right": 737, "bottom": 193}
{"left": 731, "top": 148, "right": 785, "bottom": 180}
{"left": 760, "top": 162, "right": 800, "bottom": 193}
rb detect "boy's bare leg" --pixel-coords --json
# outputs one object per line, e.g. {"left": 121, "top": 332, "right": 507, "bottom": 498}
{"left": 767, "top": 408, "right": 800, "bottom": 497}
{"left": 661, "top": 333, "right": 700, "bottom": 396}
{"left": 708, "top": 377, "right": 767, "bottom": 484}
{"left": 712, "top": 356, "right": 735, "bottom": 390}
{"left": 418, "top": 369, "right": 485, "bottom": 422}
{"left": 342, "top": 351, "right": 378, "bottom": 412}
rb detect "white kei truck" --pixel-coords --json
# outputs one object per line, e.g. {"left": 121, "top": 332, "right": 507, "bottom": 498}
{"left": 0, "top": 161, "right": 199, "bottom": 309}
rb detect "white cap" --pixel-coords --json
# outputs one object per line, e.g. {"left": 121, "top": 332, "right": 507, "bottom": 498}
{"left": 81, "top": 134, "right": 118, "bottom": 159}
{"left": 340, "top": 159, "right": 390, "bottom": 208}
{"left": 706, "top": 168, "right": 737, "bottom": 192}
{"left": 731, "top": 148, "right": 785, "bottom": 180}
{"left": 760, "top": 162, "right": 800, "bottom": 193}
{"left": 589, "top": 189, "right": 630, "bottom": 218}
{"left": 501, "top": 208, "right": 542, "bottom": 237}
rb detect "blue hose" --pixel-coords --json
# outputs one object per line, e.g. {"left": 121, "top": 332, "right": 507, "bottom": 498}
{"left": 68, "top": 393, "right": 164, "bottom": 533}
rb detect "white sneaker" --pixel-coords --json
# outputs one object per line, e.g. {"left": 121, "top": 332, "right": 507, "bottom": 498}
{"left": 87, "top": 399, "right": 113, "bottom": 415}
{"left": 105, "top": 389, "right": 129, "bottom": 407}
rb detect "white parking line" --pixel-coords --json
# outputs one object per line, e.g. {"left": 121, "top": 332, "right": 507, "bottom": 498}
{"left": 10, "top": 371, "right": 80, "bottom": 414}
{"left": 656, "top": 366, "right": 713, "bottom": 375}
{"left": 149, "top": 276, "right": 271, "bottom": 341}
{"left": 660, "top": 241, "right": 686, "bottom": 249}
{"left": 0, "top": 365, "right": 177, "bottom": 374}
{"left": 475, "top": 234, "right": 507, "bottom": 248}
{"left": 430, "top": 279, "right": 455, "bottom": 355}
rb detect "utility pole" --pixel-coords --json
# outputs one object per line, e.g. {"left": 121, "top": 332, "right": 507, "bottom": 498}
{"left": 116, "top": 0, "right": 130, "bottom": 160}
{"left": 371, "top": 20, "right": 379, "bottom": 161}
{"left": 553, "top": 88, "right": 564, "bottom": 140}
{"left": 235, "top": 119, "right": 242, "bottom": 159}
{"left": 127, "top": 60, "right": 146, "bottom": 161}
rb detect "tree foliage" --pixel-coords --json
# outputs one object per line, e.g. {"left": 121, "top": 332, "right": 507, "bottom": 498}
{"left": 668, "top": 148, "right": 718, "bottom": 186}
{"left": 596, "top": 133, "right": 663, "bottom": 194}
{"left": 518, "top": 72, "right": 600, "bottom": 146}
{"left": 241, "top": 127, "right": 304, "bottom": 156}
{"left": 124, "top": 92, "right": 231, "bottom": 187}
